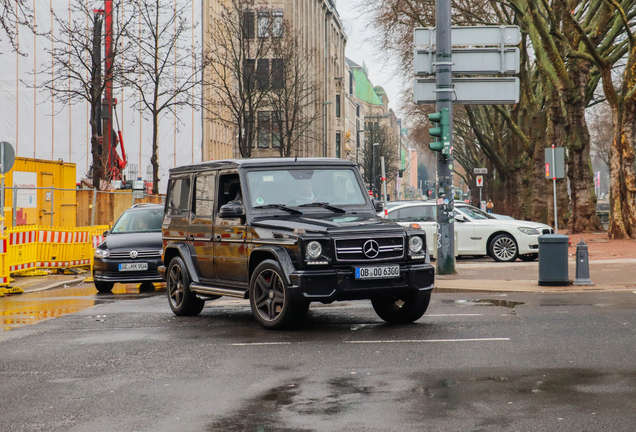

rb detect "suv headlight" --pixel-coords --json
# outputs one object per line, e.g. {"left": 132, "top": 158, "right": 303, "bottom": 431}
{"left": 306, "top": 241, "right": 322, "bottom": 259}
{"left": 95, "top": 248, "right": 110, "bottom": 259}
{"left": 409, "top": 236, "right": 424, "bottom": 254}
{"left": 518, "top": 227, "right": 540, "bottom": 235}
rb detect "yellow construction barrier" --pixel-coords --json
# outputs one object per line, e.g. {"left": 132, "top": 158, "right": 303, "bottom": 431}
{"left": 0, "top": 225, "right": 110, "bottom": 288}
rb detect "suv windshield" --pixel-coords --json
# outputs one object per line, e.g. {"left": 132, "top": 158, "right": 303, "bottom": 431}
{"left": 246, "top": 168, "right": 366, "bottom": 208}
{"left": 456, "top": 205, "right": 495, "bottom": 220}
{"left": 111, "top": 209, "right": 163, "bottom": 233}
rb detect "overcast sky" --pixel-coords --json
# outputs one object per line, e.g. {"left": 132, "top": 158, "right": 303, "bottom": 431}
{"left": 336, "top": 1, "right": 405, "bottom": 118}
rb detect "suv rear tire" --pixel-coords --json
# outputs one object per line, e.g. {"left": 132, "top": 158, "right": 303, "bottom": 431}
{"left": 372, "top": 290, "right": 431, "bottom": 324}
{"left": 94, "top": 281, "right": 114, "bottom": 293}
{"left": 167, "top": 256, "right": 204, "bottom": 316}
{"left": 249, "top": 260, "right": 302, "bottom": 330}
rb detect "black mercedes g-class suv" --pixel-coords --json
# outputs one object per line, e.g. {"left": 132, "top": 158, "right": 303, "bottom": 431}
{"left": 159, "top": 158, "right": 434, "bottom": 329}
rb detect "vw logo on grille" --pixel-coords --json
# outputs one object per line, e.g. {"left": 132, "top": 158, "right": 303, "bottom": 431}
{"left": 363, "top": 240, "right": 380, "bottom": 258}
{"left": 130, "top": 250, "right": 138, "bottom": 259}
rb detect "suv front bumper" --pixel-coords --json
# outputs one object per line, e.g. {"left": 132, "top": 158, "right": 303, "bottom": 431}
{"left": 288, "top": 263, "right": 434, "bottom": 303}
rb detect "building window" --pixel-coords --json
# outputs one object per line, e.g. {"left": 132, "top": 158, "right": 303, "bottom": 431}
{"left": 335, "top": 95, "right": 341, "bottom": 118}
{"left": 356, "top": 104, "right": 360, "bottom": 117}
{"left": 244, "top": 59, "right": 256, "bottom": 90}
{"left": 256, "top": 59, "right": 270, "bottom": 89}
{"left": 336, "top": 132, "right": 341, "bottom": 158}
{"left": 243, "top": 11, "right": 255, "bottom": 39}
{"left": 272, "top": 10, "right": 284, "bottom": 38}
{"left": 349, "top": 71, "right": 354, "bottom": 95}
{"left": 271, "top": 58, "right": 284, "bottom": 89}
{"left": 257, "top": 11, "right": 269, "bottom": 38}
{"left": 258, "top": 111, "right": 270, "bottom": 148}
{"left": 272, "top": 111, "right": 282, "bottom": 148}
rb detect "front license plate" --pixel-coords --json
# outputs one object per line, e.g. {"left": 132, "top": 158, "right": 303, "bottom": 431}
{"left": 119, "top": 263, "right": 148, "bottom": 271}
{"left": 355, "top": 265, "right": 400, "bottom": 280}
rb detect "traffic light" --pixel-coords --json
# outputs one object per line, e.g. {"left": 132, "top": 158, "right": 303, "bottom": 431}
{"left": 428, "top": 108, "right": 450, "bottom": 155}
{"left": 398, "top": 169, "right": 404, "bottom": 178}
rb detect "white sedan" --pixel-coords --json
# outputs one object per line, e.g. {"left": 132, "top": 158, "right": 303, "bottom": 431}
{"left": 383, "top": 202, "right": 553, "bottom": 262}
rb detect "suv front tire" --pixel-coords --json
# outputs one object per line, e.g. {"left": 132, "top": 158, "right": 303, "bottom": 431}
{"left": 371, "top": 290, "right": 431, "bottom": 324}
{"left": 167, "top": 256, "right": 204, "bottom": 316}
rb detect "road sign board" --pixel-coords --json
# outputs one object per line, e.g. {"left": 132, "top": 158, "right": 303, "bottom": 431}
{"left": 476, "top": 176, "right": 484, "bottom": 187}
{"left": 545, "top": 147, "right": 565, "bottom": 179}
{"left": 473, "top": 168, "right": 488, "bottom": 175}
{"left": 414, "top": 77, "right": 520, "bottom": 104}
{"left": 414, "top": 48, "right": 520, "bottom": 76}
{"left": 414, "top": 26, "right": 521, "bottom": 48}
{"left": 0, "top": 141, "right": 16, "bottom": 174}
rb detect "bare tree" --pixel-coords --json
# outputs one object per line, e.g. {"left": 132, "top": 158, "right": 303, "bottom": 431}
{"left": 123, "top": 0, "right": 202, "bottom": 194}
{"left": 0, "top": 0, "right": 36, "bottom": 55}
{"left": 39, "top": 0, "right": 133, "bottom": 190}
{"left": 203, "top": 0, "right": 274, "bottom": 157}
{"left": 264, "top": 26, "right": 322, "bottom": 157}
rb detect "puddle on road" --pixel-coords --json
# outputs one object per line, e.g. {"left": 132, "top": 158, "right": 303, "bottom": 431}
{"left": 440, "top": 299, "right": 525, "bottom": 308}
{"left": 1, "top": 282, "right": 164, "bottom": 331}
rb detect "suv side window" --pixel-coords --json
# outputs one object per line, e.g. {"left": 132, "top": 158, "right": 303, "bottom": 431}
{"left": 193, "top": 173, "right": 216, "bottom": 217}
{"left": 218, "top": 173, "right": 242, "bottom": 209}
{"left": 167, "top": 177, "right": 191, "bottom": 216}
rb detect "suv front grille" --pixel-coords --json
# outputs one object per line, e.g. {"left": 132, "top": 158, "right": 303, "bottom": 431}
{"left": 108, "top": 250, "right": 161, "bottom": 259}
{"left": 335, "top": 236, "right": 404, "bottom": 261}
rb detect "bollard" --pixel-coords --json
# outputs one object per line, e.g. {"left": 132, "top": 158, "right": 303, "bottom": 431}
{"left": 573, "top": 238, "right": 594, "bottom": 286}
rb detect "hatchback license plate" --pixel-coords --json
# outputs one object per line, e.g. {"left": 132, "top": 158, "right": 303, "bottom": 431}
{"left": 355, "top": 265, "right": 400, "bottom": 280}
{"left": 119, "top": 263, "right": 148, "bottom": 271}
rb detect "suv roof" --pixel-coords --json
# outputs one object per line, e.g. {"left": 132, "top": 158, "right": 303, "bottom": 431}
{"left": 169, "top": 157, "right": 356, "bottom": 174}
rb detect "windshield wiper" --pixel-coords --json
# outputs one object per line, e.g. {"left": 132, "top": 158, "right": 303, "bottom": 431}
{"left": 298, "top": 202, "right": 346, "bottom": 213}
{"left": 253, "top": 204, "right": 303, "bottom": 215}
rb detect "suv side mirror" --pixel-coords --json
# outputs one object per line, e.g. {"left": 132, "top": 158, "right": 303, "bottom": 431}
{"left": 455, "top": 214, "right": 465, "bottom": 222}
{"left": 372, "top": 199, "right": 384, "bottom": 213}
{"left": 103, "top": 230, "right": 110, "bottom": 236}
{"left": 219, "top": 202, "right": 245, "bottom": 218}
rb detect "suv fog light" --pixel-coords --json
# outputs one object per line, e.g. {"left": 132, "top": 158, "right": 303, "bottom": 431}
{"left": 409, "top": 236, "right": 423, "bottom": 253}
{"left": 306, "top": 241, "right": 322, "bottom": 259}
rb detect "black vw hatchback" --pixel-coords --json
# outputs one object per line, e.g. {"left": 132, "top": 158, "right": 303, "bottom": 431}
{"left": 92, "top": 203, "right": 164, "bottom": 293}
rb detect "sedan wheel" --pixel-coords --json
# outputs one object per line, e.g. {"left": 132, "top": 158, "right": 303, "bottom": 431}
{"left": 490, "top": 234, "right": 519, "bottom": 262}
{"left": 249, "top": 260, "right": 300, "bottom": 329}
{"left": 167, "top": 257, "right": 204, "bottom": 316}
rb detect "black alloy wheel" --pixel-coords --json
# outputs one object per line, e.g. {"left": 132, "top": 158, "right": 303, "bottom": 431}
{"left": 167, "top": 257, "right": 204, "bottom": 316}
{"left": 371, "top": 290, "right": 431, "bottom": 324}
{"left": 94, "top": 281, "right": 114, "bottom": 293}
{"left": 249, "top": 260, "right": 304, "bottom": 329}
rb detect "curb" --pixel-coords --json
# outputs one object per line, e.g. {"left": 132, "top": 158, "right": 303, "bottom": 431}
{"left": 18, "top": 277, "right": 88, "bottom": 294}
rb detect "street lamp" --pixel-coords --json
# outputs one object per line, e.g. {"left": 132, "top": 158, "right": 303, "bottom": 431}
{"left": 372, "top": 142, "right": 379, "bottom": 196}
{"left": 322, "top": 101, "right": 332, "bottom": 157}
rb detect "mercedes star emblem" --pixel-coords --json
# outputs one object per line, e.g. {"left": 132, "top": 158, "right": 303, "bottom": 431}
{"left": 363, "top": 240, "right": 380, "bottom": 258}
{"left": 130, "top": 250, "right": 138, "bottom": 259}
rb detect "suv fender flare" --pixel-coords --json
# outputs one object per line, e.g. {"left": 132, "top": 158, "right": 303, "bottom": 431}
{"left": 163, "top": 243, "right": 200, "bottom": 283}
{"left": 249, "top": 246, "right": 295, "bottom": 285}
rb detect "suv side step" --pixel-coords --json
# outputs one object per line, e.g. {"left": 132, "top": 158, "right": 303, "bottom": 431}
{"left": 190, "top": 284, "right": 248, "bottom": 299}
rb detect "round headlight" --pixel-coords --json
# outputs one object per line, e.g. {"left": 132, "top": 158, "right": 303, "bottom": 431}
{"left": 306, "top": 241, "right": 322, "bottom": 259}
{"left": 409, "top": 236, "right": 424, "bottom": 253}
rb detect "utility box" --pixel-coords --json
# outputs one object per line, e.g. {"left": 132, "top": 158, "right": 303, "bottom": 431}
{"left": 538, "top": 234, "right": 569, "bottom": 286}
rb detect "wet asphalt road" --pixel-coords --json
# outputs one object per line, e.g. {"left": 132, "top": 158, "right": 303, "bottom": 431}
{"left": 1, "top": 284, "right": 636, "bottom": 432}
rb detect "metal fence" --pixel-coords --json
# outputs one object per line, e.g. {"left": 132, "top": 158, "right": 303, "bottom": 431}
{"left": 3, "top": 186, "right": 164, "bottom": 228}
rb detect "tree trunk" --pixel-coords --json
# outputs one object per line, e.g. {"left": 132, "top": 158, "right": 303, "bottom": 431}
{"left": 90, "top": 103, "right": 103, "bottom": 191}
{"left": 151, "top": 111, "right": 159, "bottom": 195}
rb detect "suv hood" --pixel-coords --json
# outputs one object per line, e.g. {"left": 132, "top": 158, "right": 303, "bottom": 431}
{"left": 102, "top": 231, "right": 163, "bottom": 251}
{"left": 251, "top": 213, "right": 405, "bottom": 234}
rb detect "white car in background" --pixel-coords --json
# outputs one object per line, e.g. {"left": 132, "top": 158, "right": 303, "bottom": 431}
{"left": 383, "top": 202, "right": 553, "bottom": 262}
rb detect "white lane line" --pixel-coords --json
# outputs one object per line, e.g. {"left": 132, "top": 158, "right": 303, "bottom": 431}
{"left": 345, "top": 338, "right": 510, "bottom": 344}
{"left": 427, "top": 314, "right": 483, "bottom": 317}
{"left": 231, "top": 342, "right": 292, "bottom": 346}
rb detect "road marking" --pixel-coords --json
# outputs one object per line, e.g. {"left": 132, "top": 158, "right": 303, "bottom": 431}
{"left": 345, "top": 337, "right": 510, "bottom": 344}
{"left": 427, "top": 314, "right": 483, "bottom": 317}
{"left": 231, "top": 342, "right": 292, "bottom": 346}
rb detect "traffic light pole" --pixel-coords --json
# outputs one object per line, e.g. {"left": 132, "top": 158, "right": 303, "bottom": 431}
{"left": 435, "top": 0, "right": 456, "bottom": 275}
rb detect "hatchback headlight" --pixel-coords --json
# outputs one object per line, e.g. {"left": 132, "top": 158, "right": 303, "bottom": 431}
{"left": 518, "top": 227, "right": 540, "bottom": 236}
{"left": 409, "top": 236, "right": 424, "bottom": 253}
{"left": 306, "top": 241, "right": 322, "bottom": 259}
{"left": 95, "top": 248, "right": 110, "bottom": 259}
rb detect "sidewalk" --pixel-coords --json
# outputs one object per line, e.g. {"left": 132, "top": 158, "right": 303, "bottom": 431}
{"left": 9, "top": 274, "right": 87, "bottom": 294}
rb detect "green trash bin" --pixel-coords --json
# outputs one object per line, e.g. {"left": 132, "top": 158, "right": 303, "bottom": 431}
{"left": 538, "top": 234, "right": 569, "bottom": 286}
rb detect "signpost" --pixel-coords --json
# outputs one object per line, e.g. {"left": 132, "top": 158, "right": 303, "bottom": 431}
{"left": 0, "top": 141, "right": 16, "bottom": 233}
{"left": 474, "top": 168, "right": 487, "bottom": 207}
{"left": 414, "top": 77, "right": 520, "bottom": 104}
{"left": 545, "top": 146, "right": 565, "bottom": 234}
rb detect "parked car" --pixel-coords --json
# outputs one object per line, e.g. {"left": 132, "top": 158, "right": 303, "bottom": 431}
{"left": 384, "top": 202, "right": 553, "bottom": 262}
{"left": 159, "top": 158, "right": 434, "bottom": 329}
{"left": 92, "top": 204, "right": 165, "bottom": 293}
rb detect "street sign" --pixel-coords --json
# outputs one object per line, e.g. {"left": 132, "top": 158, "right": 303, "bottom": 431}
{"left": 414, "top": 26, "right": 521, "bottom": 48}
{"left": 414, "top": 77, "right": 520, "bottom": 104}
{"left": 0, "top": 141, "right": 16, "bottom": 174}
{"left": 545, "top": 147, "right": 565, "bottom": 179}
{"left": 415, "top": 48, "right": 520, "bottom": 76}
{"left": 473, "top": 168, "right": 488, "bottom": 175}
{"left": 476, "top": 176, "right": 484, "bottom": 187}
